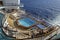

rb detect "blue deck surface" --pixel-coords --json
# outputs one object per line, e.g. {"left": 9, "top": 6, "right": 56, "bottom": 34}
{"left": 37, "top": 24, "right": 45, "bottom": 29}
{"left": 18, "top": 18, "right": 36, "bottom": 27}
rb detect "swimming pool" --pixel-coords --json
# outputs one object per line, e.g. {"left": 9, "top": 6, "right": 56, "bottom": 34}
{"left": 0, "top": 13, "right": 4, "bottom": 26}
{"left": 18, "top": 18, "right": 36, "bottom": 27}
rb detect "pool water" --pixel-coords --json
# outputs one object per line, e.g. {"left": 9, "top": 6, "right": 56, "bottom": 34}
{"left": 0, "top": 13, "right": 14, "bottom": 40}
{"left": 18, "top": 18, "right": 36, "bottom": 27}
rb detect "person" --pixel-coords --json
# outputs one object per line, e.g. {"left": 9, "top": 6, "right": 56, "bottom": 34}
{"left": 31, "top": 31, "right": 35, "bottom": 38}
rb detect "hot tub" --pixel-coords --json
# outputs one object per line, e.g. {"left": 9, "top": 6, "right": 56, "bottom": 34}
{"left": 17, "top": 18, "right": 36, "bottom": 27}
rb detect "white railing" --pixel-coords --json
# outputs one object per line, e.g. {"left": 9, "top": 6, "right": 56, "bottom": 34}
{"left": 4, "top": 3, "right": 19, "bottom": 6}
{"left": 3, "top": 3, "right": 24, "bottom": 7}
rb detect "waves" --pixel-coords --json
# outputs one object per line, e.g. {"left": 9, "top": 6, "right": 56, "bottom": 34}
{"left": 21, "top": 0, "right": 60, "bottom": 25}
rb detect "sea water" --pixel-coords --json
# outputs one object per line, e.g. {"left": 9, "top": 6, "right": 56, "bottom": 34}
{"left": 21, "top": 0, "right": 60, "bottom": 25}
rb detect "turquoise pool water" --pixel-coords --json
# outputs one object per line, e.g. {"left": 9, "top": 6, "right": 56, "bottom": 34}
{"left": 18, "top": 18, "right": 36, "bottom": 27}
{"left": 0, "top": 13, "right": 14, "bottom": 40}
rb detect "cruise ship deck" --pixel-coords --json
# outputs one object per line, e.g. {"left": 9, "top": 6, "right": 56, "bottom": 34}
{"left": 1, "top": 9, "right": 59, "bottom": 40}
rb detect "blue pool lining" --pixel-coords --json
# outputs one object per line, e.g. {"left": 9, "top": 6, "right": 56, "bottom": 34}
{"left": 17, "top": 18, "right": 36, "bottom": 27}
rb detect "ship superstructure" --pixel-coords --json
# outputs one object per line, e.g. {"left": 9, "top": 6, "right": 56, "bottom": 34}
{"left": 0, "top": 0, "right": 20, "bottom": 7}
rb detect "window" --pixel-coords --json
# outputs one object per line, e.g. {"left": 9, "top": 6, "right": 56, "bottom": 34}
{"left": 0, "top": 1, "right": 3, "bottom": 5}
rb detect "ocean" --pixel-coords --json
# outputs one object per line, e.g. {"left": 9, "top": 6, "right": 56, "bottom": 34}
{"left": 21, "top": 0, "right": 60, "bottom": 26}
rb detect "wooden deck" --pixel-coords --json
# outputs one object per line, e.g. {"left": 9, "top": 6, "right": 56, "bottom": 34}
{"left": 7, "top": 15, "right": 15, "bottom": 27}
